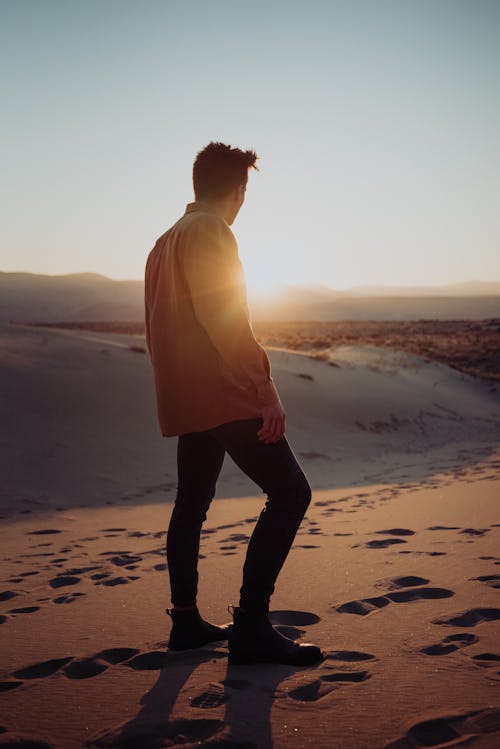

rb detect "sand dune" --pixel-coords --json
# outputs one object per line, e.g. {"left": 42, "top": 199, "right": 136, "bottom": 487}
{"left": 1, "top": 322, "right": 499, "bottom": 514}
{"left": 1, "top": 321, "right": 500, "bottom": 748}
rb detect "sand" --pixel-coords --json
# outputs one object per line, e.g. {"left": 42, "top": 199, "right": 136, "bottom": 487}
{"left": 1, "top": 321, "right": 499, "bottom": 748}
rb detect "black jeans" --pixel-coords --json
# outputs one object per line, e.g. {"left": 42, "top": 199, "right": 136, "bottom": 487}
{"left": 166, "top": 417, "right": 312, "bottom": 614}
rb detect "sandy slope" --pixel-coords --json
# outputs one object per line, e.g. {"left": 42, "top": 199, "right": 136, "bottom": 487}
{"left": 1, "top": 323, "right": 499, "bottom": 513}
{"left": 1, "top": 322, "right": 500, "bottom": 748}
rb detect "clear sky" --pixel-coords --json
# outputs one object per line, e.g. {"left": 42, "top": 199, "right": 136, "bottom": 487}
{"left": 1, "top": 0, "right": 499, "bottom": 292}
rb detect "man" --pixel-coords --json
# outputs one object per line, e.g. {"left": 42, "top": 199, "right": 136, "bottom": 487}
{"left": 145, "top": 142, "right": 323, "bottom": 666}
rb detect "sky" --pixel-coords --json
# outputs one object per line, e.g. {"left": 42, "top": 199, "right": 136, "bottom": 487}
{"left": 1, "top": 0, "right": 499, "bottom": 293}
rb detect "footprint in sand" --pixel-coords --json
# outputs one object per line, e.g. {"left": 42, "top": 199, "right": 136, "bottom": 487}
{"left": 99, "top": 528, "right": 128, "bottom": 532}
{"left": 124, "top": 651, "right": 172, "bottom": 670}
{"left": 221, "top": 533, "right": 250, "bottom": 543}
{"left": 8, "top": 606, "right": 40, "bottom": 615}
{"left": 91, "top": 572, "right": 111, "bottom": 582}
{"left": 336, "top": 579, "right": 454, "bottom": 616}
{"left": 324, "top": 650, "right": 377, "bottom": 662}
{"left": 375, "top": 575, "right": 429, "bottom": 591}
{"left": 399, "top": 550, "right": 447, "bottom": 556}
{"left": 27, "top": 529, "right": 62, "bottom": 536}
{"left": 420, "top": 632, "right": 478, "bottom": 656}
{"left": 9, "top": 648, "right": 141, "bottom": 687}
{"left": 479, "top": 555, "right": 500, "bottom": 565}
{"left": 286, "top": 680, "right": 336, "bottom": 702}
{"left": 49, "top": 575, "right": 80, "bottom": 589}
{"left": 265, "top": 610, "right": 320, "bottom": 643}
{"left": 53, "top": 592, "right": 86, "bottom": 604}
{"left": 109, "top": 554, "right": 143, "bottom": 567}
{"left": 189, "top": 682, "right": 230, "bottom": 709}
{"left": 64, "top": 565, "right": 100, "bottom": 575}
{"left": 459, "top": 527, "right": 490, "bottom": 537}
{"left": 427, "top": 525, "right": 460, "bottom": 531}
{"left": 12, "top": 657, "right": 74, "bottom": 680}
{"left": 100, "top": 577, "right": 133, "bottom": 587}
{"left": 433, "top": 608, "right": 500, "bottom": 628}
{"left": 95, "top": 648, "right": 140, "bottom": 664}
{"left": 385, "top": 707, "right": 500, "bottom": 748}
{"left": 64, "top": 658, "right": 109, "bottom": 680}
{"left": 0, "top": 680, "right": 23, "bottom": 692}
{"left": 470, "top": 652, "right": 500, "bottom": 670}
{"left": 320, "top": 671, "right": 370, "bottom": 683}
{"left": 470, "top": 574, "right": 500, "bottom": 589}
{"left": 269, "top": 610, "right": 320, "bottom": 626}
{"left": 375, "top": 528, "right": 415, "bottom": 536}
{"left": 286, "top": 670, "right": 371, "bottom": 703}
{"left": 365, "top": 538, "right": 408, "bottom": 549}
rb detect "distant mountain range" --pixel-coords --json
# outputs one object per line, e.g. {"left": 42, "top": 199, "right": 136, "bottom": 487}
{"left": 1, "top": 271, "right": 499, "bottom": 322}
{"left": 285, "top": 280, "right": 500, "bottom": 297}
{"left": 0, "top": 272, "right": 144, "bottom": 323}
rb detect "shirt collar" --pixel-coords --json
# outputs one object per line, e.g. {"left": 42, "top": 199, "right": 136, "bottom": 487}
{"left": 184, "top": 200, "right": 220, "bottom": 216}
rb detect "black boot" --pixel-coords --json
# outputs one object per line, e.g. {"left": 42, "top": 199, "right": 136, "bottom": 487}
{"left": 166, "top": 606, "right": 233, "bottom": 651}
{"left": 227, "top": 605, "right": 324, "bottom": 666}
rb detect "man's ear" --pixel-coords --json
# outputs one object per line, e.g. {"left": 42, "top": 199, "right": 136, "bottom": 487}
{"left": 231, "top": 184, "right": 244, "bottom": 202}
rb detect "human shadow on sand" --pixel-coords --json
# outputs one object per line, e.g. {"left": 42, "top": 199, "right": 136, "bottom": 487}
{"left": 86, "top": 613, "right": 325, "bottom": 749}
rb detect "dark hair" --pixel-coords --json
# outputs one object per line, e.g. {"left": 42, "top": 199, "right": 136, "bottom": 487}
{"left": 193, "top": 141, "right": 258, "bottom": 201}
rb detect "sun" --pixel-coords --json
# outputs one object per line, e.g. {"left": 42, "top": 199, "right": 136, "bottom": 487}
{"left": 244, "top": 268, "right": 282, "bottom": 297}
{"left": 240, "top": 251, "right": 286, "bottom": 298}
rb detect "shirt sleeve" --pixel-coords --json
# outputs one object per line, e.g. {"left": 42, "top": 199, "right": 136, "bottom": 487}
{"left": 182, "top": 214, "right": 281, "bottom": 407}
{"left": 144, "top": 260, "right": 152, "bottom": 357}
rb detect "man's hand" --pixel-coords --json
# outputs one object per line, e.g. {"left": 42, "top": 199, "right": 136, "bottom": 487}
{"left": 257, "top": 401, "right": 286, "bottom": 444}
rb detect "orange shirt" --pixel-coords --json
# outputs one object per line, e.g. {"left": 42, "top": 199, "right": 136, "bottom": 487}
{"left": 144, "top": 200, "right": 281, "bottom": 437}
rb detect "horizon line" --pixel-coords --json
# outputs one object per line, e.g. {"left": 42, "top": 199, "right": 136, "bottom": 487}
{"left": 2, "top": 269, "right": 500, "bottom": 292}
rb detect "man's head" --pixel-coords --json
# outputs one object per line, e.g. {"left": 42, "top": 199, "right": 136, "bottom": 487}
{"left": 192, "top": 141, "right": 258, "bottom": 224}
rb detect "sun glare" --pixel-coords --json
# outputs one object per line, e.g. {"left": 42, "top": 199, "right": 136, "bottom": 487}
{"left": 239, "top": 242, "right": 289, "bottom": 298}
{"left": 244, "top": 266, "right": 283, "bottom": 297}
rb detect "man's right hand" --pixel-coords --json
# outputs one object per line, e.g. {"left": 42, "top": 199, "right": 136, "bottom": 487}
{"left": 257, "top": 401, "right": 286, "bottom": 444}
